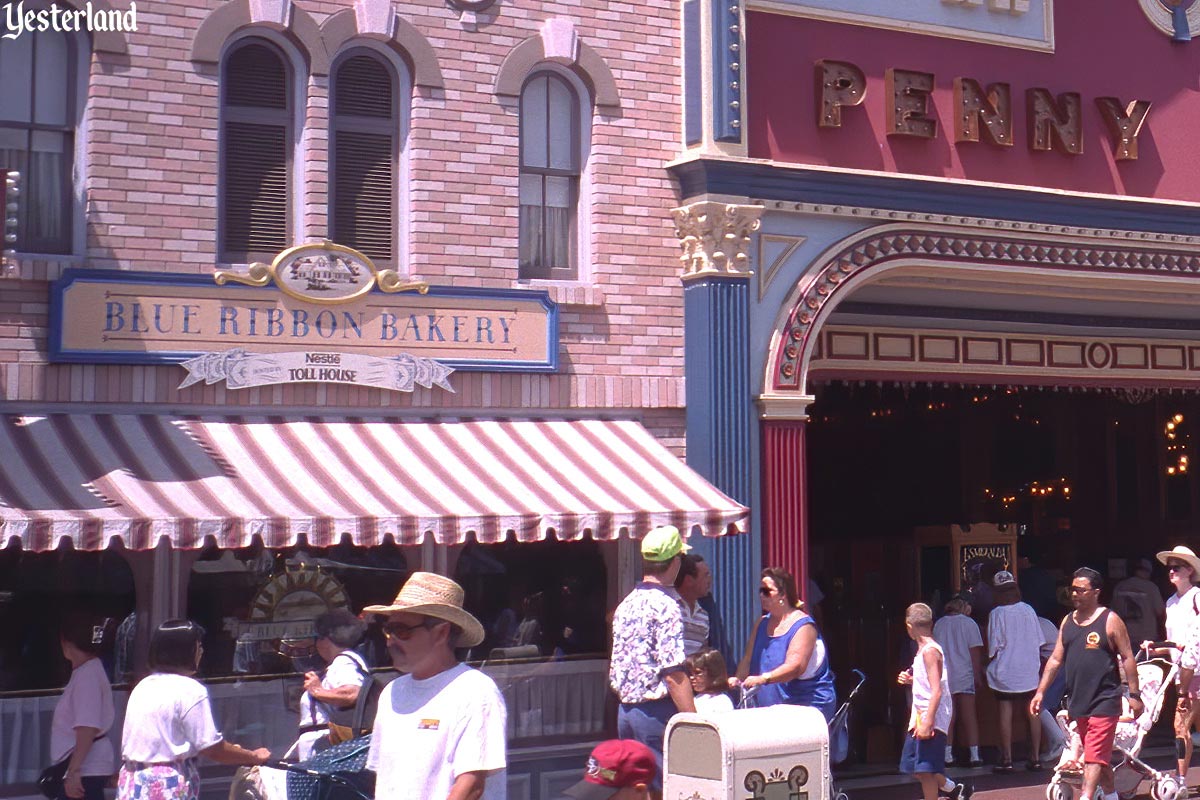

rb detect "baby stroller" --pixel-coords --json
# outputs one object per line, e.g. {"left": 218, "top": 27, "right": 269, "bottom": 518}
{"left": 1046, "top": 647, "right": 1180, "bottom": 800}
{"left": 274, "top": 735, "right": 375, "bottom": 800}
{"left": 740, "top": 668, "right": 867, "bottom": 800}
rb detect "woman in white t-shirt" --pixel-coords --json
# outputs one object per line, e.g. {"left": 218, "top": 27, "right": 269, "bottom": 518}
{"left": 986, "top": 571, "right": 1046, "bottom": 773}
{"left": 932, "top": 594, "right": 983, "bottom": 767}
{"left": 1156, "top": 546, "right": 1200, "bottom": 787}
{"left": 118, "top": 620, "right": 271, "bottom": 800}
{"left": 51, "top": 613, "right": 116, "bottom": 800}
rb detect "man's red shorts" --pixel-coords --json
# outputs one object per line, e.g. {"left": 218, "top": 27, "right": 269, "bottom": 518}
{"left": 1075, "top": 715, "right": 1119, "bottom": 765}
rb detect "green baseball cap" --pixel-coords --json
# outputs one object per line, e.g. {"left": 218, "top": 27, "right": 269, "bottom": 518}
{"left": 641, "top": 525, "right": 691, "bottom": 562}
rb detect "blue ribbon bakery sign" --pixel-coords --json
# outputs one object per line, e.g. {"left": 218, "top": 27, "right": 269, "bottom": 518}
{"left": 49, "top": 243, "right": 559, "bottom": 386}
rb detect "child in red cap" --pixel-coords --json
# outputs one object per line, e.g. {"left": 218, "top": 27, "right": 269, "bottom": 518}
{"left": 563, "top": 739, "right": 655, "bottom": 800}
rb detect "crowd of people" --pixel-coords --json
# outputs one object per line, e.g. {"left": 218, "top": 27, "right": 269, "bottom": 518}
{"left": 44, "top": 530, "right": 1200, "bottom": 800}
{"left": 896, "top": 545, "right": 1200, "bottom": 800}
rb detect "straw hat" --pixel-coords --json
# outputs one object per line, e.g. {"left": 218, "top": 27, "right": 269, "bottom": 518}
{"left": 363, "top": 572, "right": 485, "bottom": 648}
{"left": 1157, "top": 546, "right": 1200, "bottom": 582}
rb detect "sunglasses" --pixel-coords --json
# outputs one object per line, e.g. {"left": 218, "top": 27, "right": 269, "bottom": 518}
{"left": 1169, "top": 564, "right": 1190, "bottom": 572}
{"left": 383, "top": 619, "right": 435, "bottom": 640}
{"left": 1069, "top": 586, "right": 1095, "bottom": 594}
{"left": 759, "top": 587, "right": 774, "bottom": 597}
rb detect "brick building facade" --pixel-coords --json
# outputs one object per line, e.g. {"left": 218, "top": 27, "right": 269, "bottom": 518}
{"left": 0, "top": 0, "right": 751, "bottom": 796}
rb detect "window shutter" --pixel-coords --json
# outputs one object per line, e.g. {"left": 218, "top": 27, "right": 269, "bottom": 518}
{"left": 330, "top": 53, "right": 396, "bottom": 264}
{"left": 223, "top": 121, "right": 289, "bottom": 256}
{"left": 221, "top": 40, "right": 290, "bottom": 261}
{"left": 226, "top": 44, "right": 288, "bottom": 109}
{"left": 333, "top": 130, "right": 393, "bottom": 262}
{"left": 335, "top": 56, "right": 392, "bottom": 118}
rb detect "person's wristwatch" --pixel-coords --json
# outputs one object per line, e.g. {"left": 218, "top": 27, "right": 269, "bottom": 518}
{"left": 1129, "top": 691, "right": 1142, "bottom": 699}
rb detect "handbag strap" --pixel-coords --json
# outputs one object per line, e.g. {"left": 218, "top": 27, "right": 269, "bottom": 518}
{"left": 348, "top": 656, "right": 373, "bottom": 734}
{"left": 56, "top": 732, "right": 108, "bottom": 765}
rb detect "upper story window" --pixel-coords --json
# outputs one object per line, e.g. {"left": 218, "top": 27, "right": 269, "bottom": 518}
{"left": 519, "top": 71, "right": 582, "bottom": 281}
{"left": 330, "top": 50, "right": 401, "bottom": 267}
{"left": 220, "top": 38, "right": 293, "bottom": 263}
{"left": 0, "top": 24, "right": 79, "bottom": 255}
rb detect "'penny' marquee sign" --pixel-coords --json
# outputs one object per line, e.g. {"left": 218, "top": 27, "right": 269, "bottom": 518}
{"left": 817, "top": 60, "right": 1152, "bottom": 160}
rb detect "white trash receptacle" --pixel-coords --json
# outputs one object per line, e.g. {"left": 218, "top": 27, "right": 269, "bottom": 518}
{"left": 664, "top": 705, "right": 830, "bottom": 800}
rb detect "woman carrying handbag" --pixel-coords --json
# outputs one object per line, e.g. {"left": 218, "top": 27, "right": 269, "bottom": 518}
{"left": 48, "top": 612, "right": 116, "bottom": 800}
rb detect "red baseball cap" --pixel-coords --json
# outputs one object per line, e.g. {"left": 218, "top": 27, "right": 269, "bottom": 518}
{"left": 563, "top": 739, "right": 657, "bottom": 800}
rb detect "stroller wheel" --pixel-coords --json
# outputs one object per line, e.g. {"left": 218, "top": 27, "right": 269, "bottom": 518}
{"left": 1046, "top": 777, "right": 1074, "bottom": 800}
{"left": 1152, "top": 774, "right": 1181, "bottom": 800}
{"left": 833, "top": 793, "right": 849, "bottom": 800}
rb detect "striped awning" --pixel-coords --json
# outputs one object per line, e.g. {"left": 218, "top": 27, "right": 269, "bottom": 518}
{"left": 0, "top": 414, "right": 748, "bottom": 551}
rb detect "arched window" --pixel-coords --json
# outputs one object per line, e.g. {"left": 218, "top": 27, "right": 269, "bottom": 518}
{"left": 0, "top": 23, "right": 78, "bottom": 254}
{"left": 329, "top": 50, "right": 400, "bottom": 266}
{"left": 519, "top": 71, "right": 581, "bottom": 280}
{"left": 220, "top": 38, "right": 293, "bottom": 262}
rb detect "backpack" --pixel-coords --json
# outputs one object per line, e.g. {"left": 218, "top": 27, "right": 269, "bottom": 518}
{"left": 325, "top": 657, "right": 389, "bottom": 741}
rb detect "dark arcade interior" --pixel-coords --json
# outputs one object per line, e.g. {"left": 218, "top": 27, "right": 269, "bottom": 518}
{"left": 806, "top": 380, "right": 1200, "bottom": 766}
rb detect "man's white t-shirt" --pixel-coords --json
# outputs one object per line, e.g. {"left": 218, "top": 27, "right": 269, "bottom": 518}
{"left": 1037, "top": 617, "right": 1059, "bottom": 661}
{"left": 932, "top": 613, "right": 983, "bottom": 695}
{"left": 51, "top": 657, "right": 116, "bottom": 775}
{"left": 986, "top": 601, "right": 1046, "bottom": 693}
{"left": 121, "top": 673, "right": 223, "bottom": 763}
{"left": 367, "top": 663, "right": 507, "bottom": 800}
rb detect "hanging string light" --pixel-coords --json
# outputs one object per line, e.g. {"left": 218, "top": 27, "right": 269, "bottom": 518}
{"left": 1166, "top": 412, "right": 1190, "bottom": 476}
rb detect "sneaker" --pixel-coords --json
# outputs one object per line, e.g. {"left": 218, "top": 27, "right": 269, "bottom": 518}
{"left": 1026, "top": 760, "right": 1043, "bottom": 772}
{"left": 941, "top": 783, "right": 967, "bottom": 800}
{"left": 967, "top": 757, "right": 984, "bottom": 768}
{"left": 992, "top": 761, "right": 1014, "bottom": 774}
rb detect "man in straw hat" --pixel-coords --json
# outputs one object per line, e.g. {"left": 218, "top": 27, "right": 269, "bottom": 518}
{"left": 363, "top": 572, "right": 507, "bottom": 800}
{"left": 609, "top": 525, "right": 696, "bottom": 796}
{"left": 1156, "top": 545, "right": 1200, "bottom": 790}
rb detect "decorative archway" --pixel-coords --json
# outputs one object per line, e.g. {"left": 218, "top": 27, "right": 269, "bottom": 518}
{"left": 765, "top": 216, "right": 1200, "bottom": 404}
{"left": 750, "top": 207, "right": 1200, "bottom": 595}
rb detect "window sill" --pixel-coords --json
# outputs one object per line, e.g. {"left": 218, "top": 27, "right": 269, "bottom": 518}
{"left": 513, "top": 280, "right": 605, "bottom": 307}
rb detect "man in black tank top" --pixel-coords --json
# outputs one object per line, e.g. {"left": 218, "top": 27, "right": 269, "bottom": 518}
{"left": 1032, "top": 567, "right": 1142, "bottom": 800}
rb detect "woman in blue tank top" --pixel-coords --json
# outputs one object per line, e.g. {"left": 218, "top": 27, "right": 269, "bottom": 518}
{"left": 732, "top": 567, "right": 837, "bottom": 721}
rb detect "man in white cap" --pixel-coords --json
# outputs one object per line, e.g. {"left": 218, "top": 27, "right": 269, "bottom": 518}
{"left": 363, "top": 572, "right": 507, "bottom": 800}
{"left": 1111, "top": 557, "right": 1165, "bottom": 650}
{"left": 609, "top": 525, "right": 696, "bottom": 794}
{"left": 1156, "top": 545, "right": 1200, "bottom": 789}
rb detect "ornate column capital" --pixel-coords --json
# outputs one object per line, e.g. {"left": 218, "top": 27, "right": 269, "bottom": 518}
{"left": 672, "top": 201, "right": 763, "bottom": 280}
{"left": 757, "top": 392, "right": 815, "bottom": 421}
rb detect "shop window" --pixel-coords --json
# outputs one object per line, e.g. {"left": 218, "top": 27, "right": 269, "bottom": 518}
{"left": 454, "top": 538, "right": 611, "bottom": 745}
{"left": 0, "top": 18, "right": 79, "bottom": 255}
{"left": 454, "top": 537, "right": 608, "bottom": 662}
{"left": 329, "top": 49, "right": 403, "bottom": 267}
{"left": 219, "top": 38, "right": 294, "bottom": 263}
{"left": 185, "top": 540, "right": 408, "bottom": 679}
{"left": 518, "top": 70, "right": 584, "bottom": 280}
{"left": 0, "top": 547, "right": 135, "bottom": 692}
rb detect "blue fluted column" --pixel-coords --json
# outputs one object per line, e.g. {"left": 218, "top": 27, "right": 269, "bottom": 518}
{"left": 674, "top": 201, "right": 762, "bottom": 666}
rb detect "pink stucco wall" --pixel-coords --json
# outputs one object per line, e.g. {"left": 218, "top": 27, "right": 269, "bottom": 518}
{"left": 748, "top": 0, "right": 1200, "bottom": 201}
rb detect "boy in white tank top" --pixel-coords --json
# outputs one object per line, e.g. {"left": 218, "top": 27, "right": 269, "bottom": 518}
{"left": 898, "top": 603, "right": 972, "bottom": 800}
